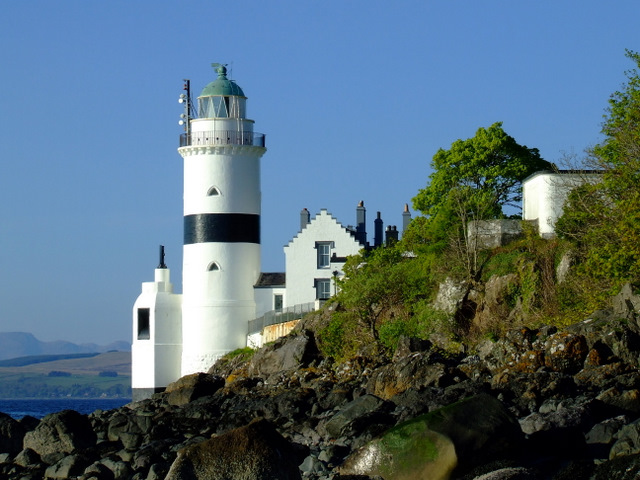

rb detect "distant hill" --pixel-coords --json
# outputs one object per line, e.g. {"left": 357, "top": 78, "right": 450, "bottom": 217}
{"left": 0, "top": 332, "right": 130, "bottom": 361}
{"left": 0, "top": 351, "right": 131, "bottom": 398}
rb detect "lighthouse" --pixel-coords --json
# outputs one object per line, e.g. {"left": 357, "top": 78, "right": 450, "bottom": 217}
{"left": 178, "top": 64, "right": 267, "bottom": 375}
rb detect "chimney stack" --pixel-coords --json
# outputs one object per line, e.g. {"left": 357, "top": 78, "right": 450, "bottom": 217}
{"left": 300, "top": 208, "right": 310, "bottom": 231}
{"left": 402, "top": 203, "right": 412, "bottom": 236}
{"left": 374, "top": 211, "right": 383, "bottom": 247}
{"left": 355, "top": 201, "right": 367, "bottom": 245}
{"left": 386, "top": 225, "right": 399, "bottom": 245}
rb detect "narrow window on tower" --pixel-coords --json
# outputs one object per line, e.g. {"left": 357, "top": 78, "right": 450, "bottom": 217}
{"left": 137, "top": 308, "right": 150, "bottom": 340}
{"left": 207, "top": 186, "right": 220, "bottom": 196}
{"left": 316, "top": 242, "right": 332, "bottom": 268}
{"left": 207, "top": 262, "right": 220, "bottom": 271}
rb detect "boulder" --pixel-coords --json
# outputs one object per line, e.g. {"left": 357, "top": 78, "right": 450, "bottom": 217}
{"left": 165, "top": 418, "right": 301, "bottom": 480}
{"left": 320, "top": 394, "right": 394, "bottom": 440}
{"left": 609, "top": 419, "right": 640, "bottom": 459}
{"left": 13, "top": 447, "right": 41, "bottom": 467}
{"left": 165, "top": 373, "right": 225, "bottom": 406}
{"left": 339, "top": 393, "right": 523, "bottom": 479}
{"left": 22, "top": 410, "right": 96, "bottom": 463}
{"left": 106, "top": 411, "right": 153, "bottom": 450}
{"left": 0, "top": 412, "right": 26, "bottom": 455}
{"left": 543, "top": 332, "right": 589, "bottom": 374}
{"left": 471, "top": 467, "right": 538, "bottom": 480}
{"left": 44, "top": 453, "right": 93, "bottom": 479}
{"left": 366, "top": 354, "right": 453, "bottom": 400}
{"left": 247, "top": 329, "right": 318, "bottom": 377}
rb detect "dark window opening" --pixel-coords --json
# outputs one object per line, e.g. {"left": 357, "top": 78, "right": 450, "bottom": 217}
{"left": 274, "top": 294, "right": 283, "bottom": 311}
{"left": 137, "top": 308, "right": 150, "bottom": 340}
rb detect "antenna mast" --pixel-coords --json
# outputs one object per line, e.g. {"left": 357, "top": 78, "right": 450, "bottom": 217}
{"left": 178, "top": 79, "right": 194, "bottom": 139}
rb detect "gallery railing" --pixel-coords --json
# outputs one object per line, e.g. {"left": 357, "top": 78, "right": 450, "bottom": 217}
{"left": 180, "top": 131, "right": 266, "bottom": 147}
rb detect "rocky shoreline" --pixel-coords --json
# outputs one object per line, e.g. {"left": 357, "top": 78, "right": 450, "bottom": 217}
{"left": 2, "top": 288, "right": 640, "bottom": 479}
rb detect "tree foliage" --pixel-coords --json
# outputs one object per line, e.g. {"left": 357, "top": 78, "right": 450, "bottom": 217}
{"left": 410, "top": 122, "right": 551, "bottom": 281}
{"left": 557, "top": 50, "right": 640, "bottom": 291}
{"left": 316, "top": 243, "right": 445, "bottom": 360}
{"left": 413, "top": 122, "right": 551, "bottom": 219}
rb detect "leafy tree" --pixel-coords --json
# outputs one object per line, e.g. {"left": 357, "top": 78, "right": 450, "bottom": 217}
{"left": 557, "top": 50, "right": 640, "bottom": 291}
{"left": 413, "top": 122, "right": 550, "bottom": 218}
{"left": 317, "top": 243, "right": 438, "bottom": 360}
{"left": 411, "top": 122, "right": 551, "bottom": 281}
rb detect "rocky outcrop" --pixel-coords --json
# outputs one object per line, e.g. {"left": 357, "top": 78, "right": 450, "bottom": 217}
{"left": 165, "top": 418, "right": 302, "bottom": 480}
{"left": 23, "top": 410, "right": 96, "bottom": 463}
{"left": 339, "top": 393, "right": 523, "bottom": 479}
{"left": 2, "top": 301, "right": 640, "bottom": 479}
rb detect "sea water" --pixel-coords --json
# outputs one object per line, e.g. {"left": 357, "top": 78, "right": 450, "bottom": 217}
{"left": 0, "top": 398, "right": 131, "bottom": 420}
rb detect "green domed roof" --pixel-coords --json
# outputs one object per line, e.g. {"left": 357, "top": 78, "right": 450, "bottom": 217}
{"left": 199, "top": 64, "right": 245, "bottom": 97}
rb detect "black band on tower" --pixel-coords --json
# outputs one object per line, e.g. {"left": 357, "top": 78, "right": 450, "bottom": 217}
{"left": 184, "top": 213, "right": 260, "bottom": 245}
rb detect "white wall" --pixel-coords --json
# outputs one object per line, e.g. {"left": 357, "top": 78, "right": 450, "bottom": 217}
{"left": 284, "top": 210, "right": 363, "bottom": 307}
{"left": 254, "top": 286, "right": 286, "bottom": 318}
{"left": 523, "top": 171, "right": 601, "bottom": 237}
{"left": 131, "top": 268, "right": 183, "bottom": 391}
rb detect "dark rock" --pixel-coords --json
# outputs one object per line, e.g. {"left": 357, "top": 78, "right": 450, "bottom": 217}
{"left": 82, "top": 460, "right": 115, "bottom": 479}
{"left": 612, "top": 283, "right": 640, "bottom": 320}
{"left": 165, "top": 373, "right": 225, "bottom": 406}
{"left": 593, "top": 452, "right": 640, "bottom": 479}
{"left": 340, "top": 393, "right": 523, "bottom": 479}
{"left": 471, "top": 467, "right": 538, "bottom": 479}
{"left": 392, "top": 336, "right": 432, "bottom": 360}
{"left": 18, "top": 415, "right": 40, "bottom": 433}
{"left": 320, "top": 394, "right": 393, "bottom": 440}
{"left": 13, "top": 447, "right": 41, "bottom": 467}
{"left": 0, "top": 412, "right": 26, "bottom": 455}
{"left": 597, "top": 387, "right": 640, "bottom": 414}
{"left": 586, "top": 415, "right": 630, "bottom": 460}
{"left": 165, "top": 418, "right": 301, "bottom": 480}
{"left": 248, "top": 329, "right": 319, "bottom": 377}
{"left": 22, "top": 410, "right": 96, "bottom": 463}
{"left": 518, "top": 399, "right": 595, "bottom": 435}
{"left": 106, "top": 410, "right": 154, "bottom": 450}
{"left": 44, "top": 453, "right": 93, "bottom": 479}
{"left": 574, "top": 362, "right": 632, "bottom": 390}
{"left": 98, "top": 456, "right": 133, "bottom": 480}
{"left": 366, "top": 354, "right": 453, "bottom": 400}
{"left": 543, "top": 332, "right": 589, "bottom": 374}
{"left": 568, "top": 315, "right": 640, "bottom": 366}
{"left": 610, "top": 418, "right": 640, "bottom": 459}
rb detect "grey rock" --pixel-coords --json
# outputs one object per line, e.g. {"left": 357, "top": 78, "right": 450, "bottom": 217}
{"left": 13, "top": 447, "right": 41, "bottom": 467}
{"left": 586, "top": 416, "right": 630, "bottom": 445}
{"left": 83, "top": 461, "right": 115, "bottom": 480}
{"left": 165, "top": 418, "right": 301, "bottom": 480}
{"left": 321, "top": 394, "right": 392, "bottom": 440}
{"left": 472, "top": 467, "right": 537, "bottom": 480}
{"left": 44, "top": 453, "right": 92, "bottom": 479}
{"left": 610, "top": 419, "right": 640, "bottom": 459}
{"left": 22, "top": 410, "right": 96, "bottom": 462}
{"left": 0, "top": 412, "right": 25, "bottom": 455}
{"left": 248, "top": 329, "right": 319, "bottom": 377}
{"left": 99, "top": 456, "right": 133, "bottom": 480}
{"left": 164, "top": 373, "right": 225, "bottom": 406}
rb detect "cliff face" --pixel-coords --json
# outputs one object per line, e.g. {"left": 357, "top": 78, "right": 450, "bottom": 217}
{"left": 1, "top": 287, "right": 640, "bottom": 479}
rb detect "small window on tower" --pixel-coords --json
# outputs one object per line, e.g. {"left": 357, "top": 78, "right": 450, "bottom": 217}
{"left": 208, "top": 262, "right": 220, "bottom": 271}
{"left": 207, "top": 186, "right": 220, "bottom": 196}
{"left": 137, "top": 308, "right": 150, "bottom": 340}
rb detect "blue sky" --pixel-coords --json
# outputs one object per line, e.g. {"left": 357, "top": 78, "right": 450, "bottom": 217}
{"left": 0, "top": 1, "right": 637, "bottom": 344}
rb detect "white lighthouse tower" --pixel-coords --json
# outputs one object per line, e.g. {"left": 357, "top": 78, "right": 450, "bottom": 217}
{"left": 178, "top": 64, "right": 266, "bottom": 375}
